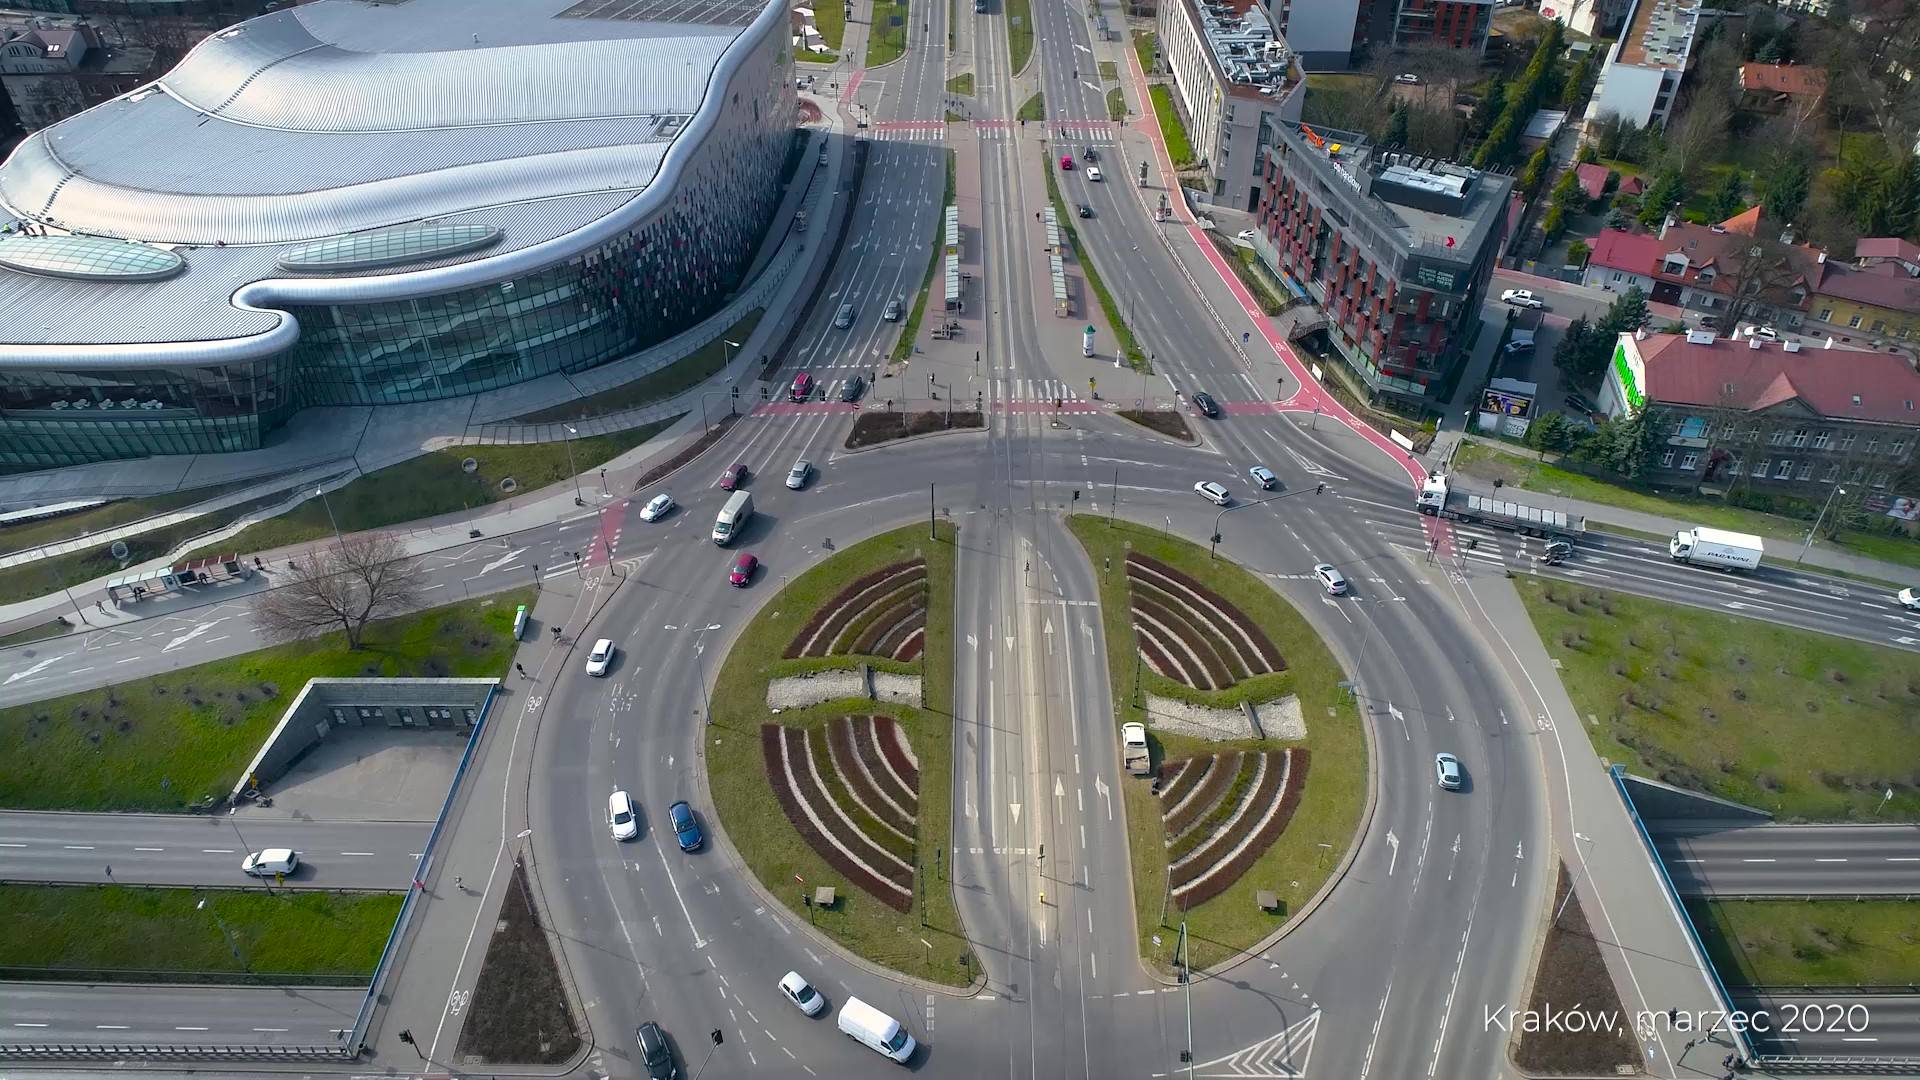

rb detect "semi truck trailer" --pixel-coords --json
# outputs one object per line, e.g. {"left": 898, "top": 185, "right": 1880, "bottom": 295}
{"left": 1668, "top": 526, "right": 1763, "bottom": 571}
{"left": 1415, "top": 474, "right": 1585, "bottom": 539}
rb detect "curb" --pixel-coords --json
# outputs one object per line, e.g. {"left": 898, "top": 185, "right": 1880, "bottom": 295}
{"left": 833, "top": 417, "right": 988, "bottom": 456}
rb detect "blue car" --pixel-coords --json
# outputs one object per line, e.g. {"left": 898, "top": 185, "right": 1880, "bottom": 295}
{"left": 668, "top": 800, "right": 703, "bottom": 852}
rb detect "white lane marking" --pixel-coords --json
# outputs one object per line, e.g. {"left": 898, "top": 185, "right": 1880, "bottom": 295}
{"left": 62, "top": 845, "right": 95, "bottom": 850}
{"left": 3, "top": 656, "right": 60, "bottom": 684}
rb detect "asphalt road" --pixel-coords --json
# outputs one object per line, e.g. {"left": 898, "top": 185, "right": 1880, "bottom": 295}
{"left": 0, "top": 983, "right": 364, "bottom": 1048}
{"left": 1734, "top": 991, "right": 1920, "bottom": 1060}
{"left": 0, "top": 812, "right": 428, "bottom": 890}
{"left": 1652, "top": 824, "right": 1920, "bottom": 896}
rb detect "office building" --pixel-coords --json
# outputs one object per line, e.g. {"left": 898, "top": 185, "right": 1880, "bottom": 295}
{"left": 1156, "top": 0, "right": 1304, "bottom": 210}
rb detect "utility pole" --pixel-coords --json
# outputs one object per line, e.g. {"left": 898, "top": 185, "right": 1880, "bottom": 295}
{"left": 1180, "top": 921, "right": 1195, "bottom": 1078}
{"left": 563, "top": 425, "right": 583, "bottom": 506}
{"left": 1798, "top": 485, "right": 1847, "bottom": 563}
{"left": 317, "top": 486, "right": 343, "bottom": 544}
{"left": 929, "top": 484, "right": 936, "bottom": 540}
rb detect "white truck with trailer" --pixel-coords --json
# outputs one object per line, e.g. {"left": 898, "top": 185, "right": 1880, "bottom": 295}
{"left": 1415, "top": 474, "right": 1585, "bottom": 540}
{"left": 1668, "top": 526, "right": 1763, "bottom": 571}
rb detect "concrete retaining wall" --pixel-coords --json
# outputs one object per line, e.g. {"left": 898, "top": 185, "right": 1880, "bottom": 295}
{"left": 230, "top": 678, "right": 498, "bottom": 801}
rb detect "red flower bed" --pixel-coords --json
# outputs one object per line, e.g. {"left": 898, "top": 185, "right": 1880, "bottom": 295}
{"left": 828, "top": 577, "right": 926, "bottom": 654}
{"left": 894, "top": 628, "right": 924, "bottom": 662}
{"left": 853, "top": 715, "right": 919, "bottom": 817}
{"left": 874, "top": 715, "right": 919, "bottom": 789}
{"left": 1134, "top": 623, "right": 1183, "bottom": 683}
{"left": 1175, "top": 750, "right": 1311, "bottom": 910}
{"left": 829, "top": 717, "right": 916, "bottom": 837}
{"left": 851, "top": 594, "right": 921, "bottom": 655}
{"left": 1162, "top": 751, "right": 1242, "bottom": 840}
{"left": 1171, "top": 752, "right": 1286, "bottom": 889}
{"left": 784, "top": 560, "right": 925, "bottom": 658}
{"left": 1155, "top": 754, "right": 1209, "bottom": 811}
{"left": 871, "top": 606, "right": 927, "bottom": 658}
{"left": 764, "top": 725, "right": 912, "bottom": 909}
{"left": 1133, "top": 593, "right": 1232, "bottom": 689}
{"left": 1127, "top": 553, "right": 1285, "bottom": 672}
{"left": 1131, "top": 578, "right": 1251, "bottom": 682}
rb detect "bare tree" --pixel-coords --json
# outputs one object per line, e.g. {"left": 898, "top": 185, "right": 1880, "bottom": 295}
{"left": 254, "top": 533, "right": 423, "bottom": 650}
{"left": 1719, "top": 229, "right": 1811, "bottom": 332}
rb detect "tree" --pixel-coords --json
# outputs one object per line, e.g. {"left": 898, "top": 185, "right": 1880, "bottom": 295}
{"left": 1467, "top": 76, "right": 1507, "bottom": 142}
{"left": 1601, "top": 285, "right": 1650, "bottom": 334}
{"left": 1554, "top": 315, "right": 1612, "bottom": 389}
{"left": 1702, "top": 169, "right": 1745, "bottom": 222}
{"left": 1758, "top": 134, "right": 1813, "bottom": 224}
{"left": 1385, "top": 104, "right": 1411, "bottom": 147}
{"left": 1718, "top": 230, "right": 1808, "bottom": 331}
{"left": 1566, "top": 239, "right": 1591, "bottom": 266}
{"left": 1574, "top": 410, "right": 1661, "bottom": 479}
{"left": 1519, "top": 144, "right": 1552, "bottom": 200}
{"left": 1637, "top": 167, "right": 1685, "bottom": 229}
{"left": 254, "top": 533, "right": 423, "bottom": 650}
{"left": 1662, "top": 90, "right": 1731, "bottom": 186}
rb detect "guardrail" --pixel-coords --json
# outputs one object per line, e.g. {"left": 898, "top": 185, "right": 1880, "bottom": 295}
{"left": 1746, "top": 984, "right": 1920, "bottom": 996}
{"left": 0, "top": 965, "right": 369, "bottom": 988}
{"left": 0, "top": 1044, "right": 350, "bottom": 1061}
{"left": 1701, "top": 893, "right": 1920, "bottom": 902}
{"left": 1749, "top": 1055, "right": 1920, "bottom": 1074}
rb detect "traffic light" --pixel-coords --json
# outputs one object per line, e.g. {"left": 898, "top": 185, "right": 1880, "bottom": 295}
{"left": 1315, "top": 482, "right": 1324, "bottom": 494}
{"left": 398, "top": 1030, "right": 415, "bottom": 1045}
{"left": 729, "top": 385, "right": 739, "bottom": 399}
{"left": 1072, "top": 489, "right": 1080, "bottom": 501}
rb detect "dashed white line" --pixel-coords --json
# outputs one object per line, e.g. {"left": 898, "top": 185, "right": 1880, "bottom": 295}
{"left": 338, "top": 851, "right": 375, "bottom": 856}
{"left": 62, "top": 845, "right": 94, "bottom": 850}
{"left": 175, "top": 1026, "right": 208, "bottom": 1031}
{"left": 133, "top": 847, "right": 163, "bottom": 852}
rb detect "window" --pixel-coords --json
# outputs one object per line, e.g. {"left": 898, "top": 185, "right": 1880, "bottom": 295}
{"left": 1822, "top": 464, "right": 1841, "bottom": 482}
{"left": 1893, "top": 440, "right": 1909, "bottom": 457}
{"left": 1812, "top": 430, "right": 1832, "bottom": 449}
{"left": 1849, "top": 314, "right": 1863, "bottom": 328}
{"left": 1872, "top": 320, "right": 1886, "bottom": 333}
{"left": 1681, "top": 452, "right": 1699, "bottom": 470}
{"left": 1850, "top": 465, "right": 1867, "bottom": 483}
{"left": 1660, "top": 449, "right": 1675, "bottom": 467}
{"left": 1729, "top": 455, "right": 1745, "bottom": 474}
{"left": 1768, "top": 430, "right": 1788, "bottom": 446}
{"left": 1865, "top": 437, "right": 1881, "bottom": 454}
{"left": 1791, "top": 428, "right": 1809, "bottom": 448}
{"left": 1875, "top": 471, "right": 1891, "bottom": 488}
{"left": 1817, "top": 307, "right": 1834, "bottom": 321}
{"left": 1797, "top": 462, "right": 1814, "bottom": 480}
{"left": 1774, "top": 459, "right": 1793, "bottom": 479}
{"left": 1697, "top": 267, "right": 1716, "bottom": 284}
{"left": 1753, "top": 458, "right": 1771, "bottom": 477}
{"left": 1611, "top": 270, "right": 1623, "bottom": 282}
{"left": 1838, "top": 433, "right": 1856, "bottom": 452}
{"left": 1677, "top": 416, "right": 1708, "bottom": 438}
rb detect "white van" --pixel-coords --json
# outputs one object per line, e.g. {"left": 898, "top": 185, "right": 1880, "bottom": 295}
{"left": 712, "top": 490, "right": 753, "bottom": 545}
{"left": 837, "top": 997, "right": 914, "bottom": 1062}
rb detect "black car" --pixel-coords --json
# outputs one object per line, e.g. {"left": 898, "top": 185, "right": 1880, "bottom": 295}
{"left": 840, "top": 375, "right": 865, "bottom": 402}
{"left": 1077, "top": 204, "right": 1093, "bottom": 218}
{"left": 636, "top": 1021, "right": 678, "bottom": 1079}
{"left": 1193, "top": 391, "right": 1220, "bottom": 417}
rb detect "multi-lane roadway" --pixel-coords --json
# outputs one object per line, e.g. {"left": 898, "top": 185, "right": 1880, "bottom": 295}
{"left": 0, "top": 812, "right": 427, "bottom": 890}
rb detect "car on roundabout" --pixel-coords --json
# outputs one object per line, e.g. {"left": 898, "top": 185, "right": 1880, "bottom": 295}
{"left": 1194, "top": 481, "right": 1232, "bottom": 506}
{"left": 607, "top": 789, "right": 638, "bottom": 840}
{"left": 639, "top": 492, "right": 675, "bottom": 521}
{"left": 1435, "top": 752, "right": 1464, "bottom": 790}
{"left": 668, "top": 800, "right": 703, "bottom": 852}
{"left": 786, "top": 460, "right": 812, "bottom": 490}
{"left": 728, "top": 552, "right": 758, "bottom": 587}
{"left": 1312, "top": 562, "right": 1348, "bottom": 595}
{"left": 718, "top": 463, "right": 748, "bottom": 490}
{"left": 635, "top": 1020, "right": 678, "bottom": 1079}
{"left": 1249, "top": 465, "right": 1278, "bottom": 489}
{"left": 779, "top": 970, "right": 828, "bottom": 1016}
{"left": 585, "top": 638, "right": 615, "bottom": 676}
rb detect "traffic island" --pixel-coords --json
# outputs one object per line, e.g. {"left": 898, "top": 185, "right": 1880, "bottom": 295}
{"left": 704, "top": 523, "right": 969, "bottom": 985}
{"left": 844, "top": 409, "right": 984, "bottom": 450}
{"left": 1510, "top": 865, "right": 1638, "bottom": 1075}
{"left": 453, "top": 861, "right": 582, "bottom": 1065}
{"left": 1116, "top": 409, "right": 1193, "bottom": 442}
{"left": 1066, "top": 517, "right": 1364, "bottom": 973}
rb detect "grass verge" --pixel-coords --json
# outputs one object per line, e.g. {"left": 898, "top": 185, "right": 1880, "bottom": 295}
{"left": 705, "top": 523, "right": 968, "bottom": 985}
{"left": 1007, "top": 0, "right": 1033, "bottom": 73}
{"left": 0, "top": 620, "right": 68, "bottom": 648}
{"left": 1017, "top": 91, "right": 1046, "bottom": 122}
{"left": 1690, "top": 898, "right": 1920, "bottom": 987}
{"left": 868, "top": 0, "right": 908, "bottom": 66}
{"left": 0, "top": 481, "right": 251, "bottom": 559}
{"left": 1042, "top": 158, "right": 1149, "bottom": 370}
{"left": 1066, "top": 517, "right": 1363, "bottom": 972}
{"left": 1512, "top": 865, "right": 1639, "bottom": 1074}
{"left": 0, "top": 590, "right": 529, "bottom": 812}
{"left": 1516, "top": 576, "right": 1920, "bottom": 821}
{"left": 0, "top": 884, "right": 400, "bottom": 981}
{"left": 193, "top": 424, "right": 674, "bottom": 561}
{"left": 1452, "top": 441, "right": 1920, "bottom": 574}
{"left": 797, "top": 49, "right": 838, "bottom": 64}
{"left": 815, "top": 0, "right": 844, "bottom": 49}
{"left": 513, "top": 311, "right": 763, "bottom": 424}
{"left": 1132, "top": 29, "right": 1157, "bottom": 74}
{"left": 947, "top": 72, "right": 973, "bottom": 95}
{"left": 1098, "top": 60, "right": 1117, "bottom": 80}
{"left": 1106, "top": 86, "right": 1126, "bottom": 121}
{"left": 892, "top": 150, "right": 957, "bottom": 362}
{"left": 1149, "top": 85, "right": 1196, "bottom": 169}
{"left": 455, "top": 862, "right": 582, "bottom": 1064}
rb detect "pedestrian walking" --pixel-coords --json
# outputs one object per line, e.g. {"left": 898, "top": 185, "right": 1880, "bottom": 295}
{"left": 454, "top": 876, "right": 463, "bottom": 890}
{"left": 515, "top": 662, "right": 527, "bottom": 678}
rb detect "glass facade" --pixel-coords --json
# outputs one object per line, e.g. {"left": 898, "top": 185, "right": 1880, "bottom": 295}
{"left": 0, "top": 35, "right": 790, "bottom": 472}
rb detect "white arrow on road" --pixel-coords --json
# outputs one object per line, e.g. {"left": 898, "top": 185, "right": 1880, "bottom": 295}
{"left": 967, "top": 633, "right": 978, "bottom": 651}
{"left": 1388, "top": 703, "right": 1408, "bottom": 740}
{"left": 3, "top": 654, "right": 60, "bottom": 685}
{"left": 1516, "top": 841, "right": 1524, "bottom": 860}
{"left": 1043, "top": 618, "right": 1054, "bottom": 656}
{"left": 1094, "top": 775, "right": 1112, "bottom": 820}
{"left": 1386, "top": 830, "right": 1399, "bottom": 875}
{"left": 1009, "top": 803, "right": 1022, "bottom": 825}
{"left": 161, "top": 618, "right": 227, "bottom": 654}
{"left": 478, "top": 547, "right": 527, "bottom": 576}
{"left": 1005, "top": 635, "right": 1016, "bottom": 652}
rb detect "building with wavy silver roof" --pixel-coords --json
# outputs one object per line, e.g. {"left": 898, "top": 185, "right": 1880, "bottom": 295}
{"left": 0, "top": 0, "right": 794, "bottom": 469}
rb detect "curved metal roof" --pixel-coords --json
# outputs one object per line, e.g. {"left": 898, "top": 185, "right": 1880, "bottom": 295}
{"left": 0, "top": 235, "right": 185, "bottom": 282}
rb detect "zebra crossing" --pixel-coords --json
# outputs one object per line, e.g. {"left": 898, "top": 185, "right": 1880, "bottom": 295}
{"left": 862, "top": 119, "right": 1120, "bottom": 144}
{"left": 746, "top": 376, "right": 1112, "bottom": 415}
{"left": 996, "top": 378, "right": 1105, "bottom": 413}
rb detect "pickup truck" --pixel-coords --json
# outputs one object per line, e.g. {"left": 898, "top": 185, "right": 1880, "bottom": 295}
{"left": 1122, "top": 722, "right": 1151, "bottom": 777}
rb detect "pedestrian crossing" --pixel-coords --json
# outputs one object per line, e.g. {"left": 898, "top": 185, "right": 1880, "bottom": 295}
{"left": 862, "top": 119, "right": 1120, "bottom": 144}
{"left": 745, "top": 376, "right": 1111, "bottom": 415}
{"left": 996, "top": 378, "right": 1105, "bottom": 413}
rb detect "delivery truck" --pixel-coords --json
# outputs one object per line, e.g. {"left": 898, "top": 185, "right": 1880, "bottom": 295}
{"left": 1668, "top": 526, "right": 1762, "bottom": 571}
{"left": 712, "top": 490, "right": 753, "bottom": 545}
{"left": 1415, "top": 474, "right": 1584, "bottom": 540}
{"left": 1121, "top": 722, "right": 1151, "bottom": 777}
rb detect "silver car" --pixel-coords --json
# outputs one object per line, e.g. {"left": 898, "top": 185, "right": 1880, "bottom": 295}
{"left": 786, "top": 460, "right": 812, "bottom": 490}
{"left": 1435, "top": 753, "right": 1463, "bottom": 790}
{"left": 1194, "top": 481, "right": 1231, "bottom": 506}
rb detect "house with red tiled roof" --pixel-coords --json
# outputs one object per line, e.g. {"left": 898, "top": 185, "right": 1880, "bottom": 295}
{"left": 1736, "top": 62, "right": 1827, "bottom": 112}
{"left": 1808, "top": 238, "right": 1920, "bottom": 346}
{"left": 1580, "top": 207, "right": 1826, "bottom": 328}
{"left": 1601, "top": 329, "right": 1920, "bottom": 502}
{"left": 1573, "top": 162, "right": 1644, "bottom": 202}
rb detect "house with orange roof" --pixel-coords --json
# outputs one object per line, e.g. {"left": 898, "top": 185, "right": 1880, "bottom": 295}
{"left": 1579, "top": 207, "right": 1825, "bottom": 329}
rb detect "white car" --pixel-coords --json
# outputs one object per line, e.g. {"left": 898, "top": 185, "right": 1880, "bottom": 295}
{"left": 639, "top": 492, "right": 675, "bottom": 522}
{"left": 1312, "top": 562, "right": 1348, "bottom": 595}
{"left": 1500, "top": 289, "right": 1545, "bottom": 310}
{"left": 779, "top": 970, "right": 828, "bottom": 1016}
{"left": 1393, "top": 72, "right": 1421, "bottom": 84}
{"left": 1435, "top": 752, "right": 1463, "bottom": 790}
{"left": 1742, "top": 324, "right": 1780, "bottom": 342}
{"left": 1899, "top": 587, "right": 1920, "bottom": 612}
{"left": 1235, "top": 229, "right": 1257, "bottom": 244}
{"left": 1248, "top": 465, "right": 1278, "bottom": 489}
{"left": 1086, "top": 165, "right": 1104, "bottom": 182}
{"left": 585, "top": 638, "right": 615, "bottom": 677}
{"left": 1194, "top": 481, "right": 1231, "bottom": 506}
{"left": 608, "top": 789, "right": 638, "bottom": 841}
{"left": 241, "top": 848, "right": 298, "bottom": 877}
{"left": 786, "top": 460, "right": 812, "bottom": 490}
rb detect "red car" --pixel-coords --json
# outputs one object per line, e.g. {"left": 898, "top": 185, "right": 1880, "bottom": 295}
{"left": 1059, "top": 154, "right": 1074, "bottom": 170}
{"left": 727, "top": 552, "right": 758, "bottom": 587}
{"left": 718, "top": 463, "right": 748, "bottom": 490}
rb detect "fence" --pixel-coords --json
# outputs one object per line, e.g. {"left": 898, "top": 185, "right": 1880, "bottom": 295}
{"left": 1, "top": 1044, "right": 350, "bottom": 1061}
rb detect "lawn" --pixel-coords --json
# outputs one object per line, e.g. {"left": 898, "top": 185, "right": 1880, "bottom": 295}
{"left": 814, "top": 0, "right": 844, "bottom": 49}
{"left": 1098, "top": 60, "right": 1117, "bottom": 81}
{"left": 1007, "top": 0, "right": 1033, "bottom": 73}
{"left": 0, "top": 481, "right": 251, "bottom": 559}
{"left": 1690, "top": 899, "right": 1920, "bottom": 987}
{"left": 1106, "top": 87, "right": 1126, "bottom": 122}
{"left": 192, "top": 423, "right": 674, "bottom": 561}
{"left": 704, "top": 523, "right": 967, "bottom": 985}
{"left": 1042, "top": 158, "right": 1149, "bottom": 370}
{"left": 0, "top": 590, "right": 529, "bottom": 812}
{"left": 0, "top": 620, "right": 68, "bottom": 648}
{"left": 867, "top": 0, "right": 908, "bottom": 66}
{"left": 1149, "top": 85, "right": 1196, "bottom": 170}
{"left": 1452, "top": 441, "right": 1920, "bottom": 574}
{"left": 892, "top": 151, "right": 956, "bottom": 362}
{"left": 0, "top": 486, "right": 300, "bottom": 606}
{"left": 946, "top": 72, "right": 973, "bottom": 95}
{"left": 513, "top": 310, "right": 762, "bottom": 424}
{"left": 1131, "top": 29, "right": 1157, "bottom": 75}
{"left": 1517, "top": 576, "right": 1920, "bottom": 821}
{"left": 0, "top": 884, "right": 401, "bottom": 981}
{"left": 1066, "top": 517, "right": 1364, "bottom": 973}
{"left": 1017, "top": 91, "right": 1046, "bottom": 122}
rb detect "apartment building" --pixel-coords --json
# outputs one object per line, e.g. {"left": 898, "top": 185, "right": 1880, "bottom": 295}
{"left": 1157, "top": 0, "right": 1304, "bottom": 209}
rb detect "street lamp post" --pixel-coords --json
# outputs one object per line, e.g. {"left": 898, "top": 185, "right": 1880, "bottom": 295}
{"left": 562, "top": 425, "right": 583, "bottom": 506}
{"left": 1797, "top": 485, "right": 1847, "bottom": 563}
{"left": 317, "top": 486, "right": 343, "bottom": 544}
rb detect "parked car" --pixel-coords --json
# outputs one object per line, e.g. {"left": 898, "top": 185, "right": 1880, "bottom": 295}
{"left": 1077, "top": 204, "right": 1093, "bottom": 218}
{"left": 1500, "top": 288, "right": 1545, "bottom": 309}
{"left": 1693, "top": 314, "right": 1721, "bottom": 330}
{"left": 607, "top": 789, "right": 638, "bottom": 840}
{"left": 668, "top": 800, "right": 703, "bottom": 852}
{"left": 1192, "top": 391, "right": 1220, "bottom": 417}
{"left": 786, "top": 459, "right": 812, "bottom": 490}
{"left": 779, "top": 971, "right": 828, "bottom": 1016}
{"left": 1086, "top": 165, "right": 1104, "bottom": 182}
{"left": 1194, "top": 481, "right": 1232, "bottom": 506}
{"left": 728, "top": 552, "right": 758, "bottom": 587}
{"left": 640, "top": 492, "right": 675, "bottom": 521}
{"left": 1502, "top": 339, "right": 1535, "bottom": 358}
{"left": 1312, "top": 562, "right": 1348, "bottom": 595}
{"left": 1435, "top": 752, "right": 1463, "bottom": 790}
{"left": 241, "top": 849, "right": 298, "bottom": 877}
{"left": 718, "top": 463, "right": 748, "bottom": 490}
{"left": 585, "top": 638, "right": 615, "bottom": 676}
{"left": 635, "top": 1021, "right": 678, "bottom": 1080}
{"left": 1742, "top": 323, "right": 1780, "bottom": 341}
{"left": 840, "top": 375, "right": 866, "bottom": 402}
{"left": 883, "top": 297, "right": 903, "bottom": 322}
{"left": 1394, "top": 72, "right": 1421, "bottom": 84}
{"left": 1562, "top": 391, "right": 1599, "bottom": 417}
{"left": 1249, "top": 465, "right": 1278, "bottom": 489}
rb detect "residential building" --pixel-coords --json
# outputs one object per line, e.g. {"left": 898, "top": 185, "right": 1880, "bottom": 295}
{"left": 0, "top": 17, "right": 154, "bottom": 131}
{"left": 1601, "top": 329, "right": 1920, "bottom": 509}
{"left": 1735, "top": 61, "right": 1826, "bottom": 113}
{"left": 1260, "top": 0, "right": 1491, "bottom": 70}
{"left": 1808, "top": 239, "right": 1920, "bottom": 345}
{"left": 1375, "top": 0, "right": 1494, "bottom": 52}
{"left": 1540, "top": 0, "right": 1634, "bottom": 38}
{"left": 0, "top": 0, "right": 794, "bottom": 470}
{"left": 1263, "top": 0, "right": 1361, "bottom": 69}
{"left": 1580, "top": 207, "right": 1826, "bottom": 329}
{"left": 1156, "top": 0, "right": 1303, "bottom": 210}
{"left": 1583, "top": 0, "right": 1700, "bottom": 130}
{"left": 1252, "top": 122, "right": 1513, "bottom": 405}
{"left": 1573, "top": 161, "right": 1641, "bottom": 201}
